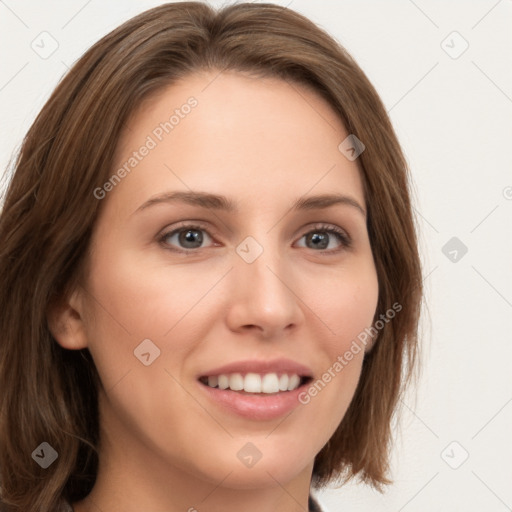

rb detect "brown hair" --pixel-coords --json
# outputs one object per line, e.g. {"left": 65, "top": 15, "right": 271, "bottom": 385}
{"left": 0, "top": 2, "right": 422, "bottom": 510}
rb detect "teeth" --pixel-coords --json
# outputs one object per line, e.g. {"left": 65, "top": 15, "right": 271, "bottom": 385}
{"left": 287, "top": 374, "right": 300, "bottom": 391}
{"left": 244, "top": 373, "right": 261, "bottom": 392}
{"left": 229, "top": 373, "right": 244, "bottom": 391}
{"left": 262, "top": 373, "right": 279, "bottom": 393}
{"left": 204, "top": 372, "right": 303, "bottom": 393}
{"left": 218, "top": 375, "right": 229, "bottom": 390}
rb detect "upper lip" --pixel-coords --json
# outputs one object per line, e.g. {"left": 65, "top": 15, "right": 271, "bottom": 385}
{"left": 198, "top": 358, "right": 314, "bottom": 378}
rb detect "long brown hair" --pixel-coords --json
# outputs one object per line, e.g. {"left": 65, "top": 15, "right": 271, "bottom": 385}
{"left": 0, "top": 2, "right": 422, "bottom": 510}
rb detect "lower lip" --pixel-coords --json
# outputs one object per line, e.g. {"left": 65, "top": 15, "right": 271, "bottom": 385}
{"left": 198, "top": 381, "right": 308, "bottom": 421}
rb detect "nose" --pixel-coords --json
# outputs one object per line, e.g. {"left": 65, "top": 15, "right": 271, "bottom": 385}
{"left": 224, "top": 242, "right": 304, "bottom": 339}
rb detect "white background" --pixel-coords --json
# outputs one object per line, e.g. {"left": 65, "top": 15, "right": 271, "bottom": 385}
{"left": 1, "top": 1, "right": 511, "bottom": 511}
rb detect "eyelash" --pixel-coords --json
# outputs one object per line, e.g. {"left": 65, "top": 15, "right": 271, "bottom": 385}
{"left": 158, "top": 221, "right": 352, "bottom": 255}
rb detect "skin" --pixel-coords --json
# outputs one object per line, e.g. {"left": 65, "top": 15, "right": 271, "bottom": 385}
{"left": 50, "top": 70, "right": 379, "bottom": 512}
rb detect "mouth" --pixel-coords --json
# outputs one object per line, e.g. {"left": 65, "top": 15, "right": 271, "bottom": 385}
{"left": 196, "top": 358, "right": 314, "bottom": 420}
{"left": 198, "top": 372, "right": 313, "bottom": 395}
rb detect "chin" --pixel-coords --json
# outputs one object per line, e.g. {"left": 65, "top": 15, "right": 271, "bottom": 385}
{"left": 188, "top": 442, "right": 314, "bottom": 490}
{"left": 209, "top": 463, "right": 308, "bottom": 490}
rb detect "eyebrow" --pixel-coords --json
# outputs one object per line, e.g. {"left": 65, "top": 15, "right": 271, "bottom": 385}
{"left": 134, "top": 190, "right": 366, "bottom": 217}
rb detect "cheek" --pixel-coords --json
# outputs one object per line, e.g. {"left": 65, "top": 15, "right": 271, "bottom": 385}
{"left": 293, "top": 257, "right": 378, "bottom": 409}
{"left": 313, "top": 261, "right": 379, "bottom": 352}
{"left": 85, "top": 246, "right": 204, "bottom": 335}
{"left": 81, "top": 244, "right": 225, "bottom": 387}
{"left": 305, "top": 260, "right": 378, "bottom": 392}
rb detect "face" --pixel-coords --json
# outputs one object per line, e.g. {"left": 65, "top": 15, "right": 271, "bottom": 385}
{"left": 71, "top": 71, "right": 379, "bottom": 492}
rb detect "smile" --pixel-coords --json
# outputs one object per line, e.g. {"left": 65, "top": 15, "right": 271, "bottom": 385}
{"left": 197, "top": 359, "right": 314, "bottom": 420}
{"left": 199, "top": 372, "right": 307, "bottom": 393}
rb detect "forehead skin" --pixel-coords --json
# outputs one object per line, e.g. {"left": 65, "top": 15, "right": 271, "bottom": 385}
{"left": 104, "top": 70, "right": 367, "bottom": 229}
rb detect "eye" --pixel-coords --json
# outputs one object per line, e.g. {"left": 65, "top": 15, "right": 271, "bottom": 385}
{"left": 159, "top": 223, "right": 215, "bottom": 252}
{"left": 295, "top": 223, "right": 352, "bottom": 253}
{"left": 159, "top": 222, "right": 351, "bottom": 254}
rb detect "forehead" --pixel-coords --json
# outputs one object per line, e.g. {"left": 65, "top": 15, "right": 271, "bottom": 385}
{"left": 107, "top": 70, "right": 366, "bottom": 215}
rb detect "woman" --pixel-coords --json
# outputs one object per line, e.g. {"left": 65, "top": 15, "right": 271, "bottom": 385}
{"left": 0, "top": 2, "right": 422, "bottom": 511}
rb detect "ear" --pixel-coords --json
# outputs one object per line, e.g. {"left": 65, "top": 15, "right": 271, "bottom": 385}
{"left": 47, "top": 288, "right": 89, "bottom": 350}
